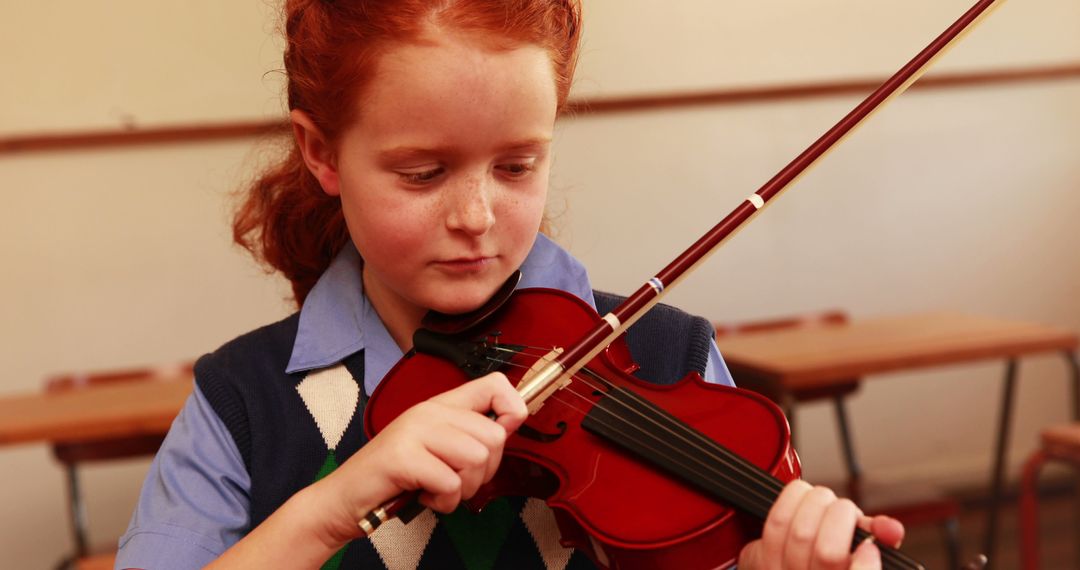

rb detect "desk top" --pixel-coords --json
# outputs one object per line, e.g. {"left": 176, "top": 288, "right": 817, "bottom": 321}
{"left": 0, "top": 376, "right": 192, "bottom": 446}
{"left": 714, "top": 312, "right": 1078, "bottom": 389}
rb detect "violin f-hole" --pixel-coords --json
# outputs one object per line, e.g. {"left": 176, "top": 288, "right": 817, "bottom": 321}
{"left": 518, "top": 421, "right": 569, "bottom": 443}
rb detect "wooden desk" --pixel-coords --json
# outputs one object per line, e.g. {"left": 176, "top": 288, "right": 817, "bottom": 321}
{"left": 715, "top": 312, "right": 1079, "bottom": 565}
{"left": 0, "top": 374, "right": 191, "bottom": 568}
{"left": 0, "top": 376, "right": 192, "bottom": 446}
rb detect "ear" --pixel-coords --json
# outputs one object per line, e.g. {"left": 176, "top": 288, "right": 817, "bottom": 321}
{"left": 290, "top": 109, "right": 341, "bottom": 196}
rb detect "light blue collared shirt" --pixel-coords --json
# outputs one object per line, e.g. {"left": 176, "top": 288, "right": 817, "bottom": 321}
{"left": 116, "top": 234, "right": 734, "bottom": 569}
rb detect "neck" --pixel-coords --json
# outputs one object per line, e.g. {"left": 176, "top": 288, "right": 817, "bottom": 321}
{"left": 362, "top": 270, "right": 426, "bottom": 352}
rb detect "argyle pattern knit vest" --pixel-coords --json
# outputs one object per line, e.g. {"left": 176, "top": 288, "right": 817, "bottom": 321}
{"left": 195, "top": 291, "right": 715, "bottom": 569}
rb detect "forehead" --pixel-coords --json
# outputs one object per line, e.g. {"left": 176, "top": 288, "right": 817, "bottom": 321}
{"left": 349, "top": 30, "right": 558, "bottom": 145}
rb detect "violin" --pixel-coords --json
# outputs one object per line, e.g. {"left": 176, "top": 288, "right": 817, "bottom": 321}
{"left": 361, "top": 0, "right": 1003, "bottom": 568}
{"left": 368, "top": 283, "right": 801, "bottom": 568}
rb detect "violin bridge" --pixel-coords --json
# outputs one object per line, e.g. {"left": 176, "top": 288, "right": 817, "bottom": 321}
{"left": 516, "top": 348, "right": 569, "bottom": 414}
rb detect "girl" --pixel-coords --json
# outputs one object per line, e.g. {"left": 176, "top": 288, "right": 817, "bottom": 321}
{"left": 117, "top": 1, "right": 902, "bottom": 568}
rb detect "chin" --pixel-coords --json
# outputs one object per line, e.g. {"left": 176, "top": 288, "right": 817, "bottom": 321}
{"left": 424, "top": 282, "right": 501, "bottom": 316}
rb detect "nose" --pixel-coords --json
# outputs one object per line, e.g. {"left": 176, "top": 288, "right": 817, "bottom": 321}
{"left": 445, "top": 173, "right": 496, "bottom": 236}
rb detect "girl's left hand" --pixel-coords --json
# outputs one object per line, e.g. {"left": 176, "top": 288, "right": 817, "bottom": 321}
{"left": 737, "top": 480, "right": 905, "bottom": 570}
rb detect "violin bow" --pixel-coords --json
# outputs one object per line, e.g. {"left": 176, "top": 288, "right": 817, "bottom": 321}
{"left": 362, "top": 1, "right": 1003, "bottom": 566}
{"left": 522, "top": 0, "right": 1004, "bottom": 403}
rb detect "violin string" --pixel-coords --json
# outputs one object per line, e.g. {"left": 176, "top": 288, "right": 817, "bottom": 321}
{"left": 481, "top": 358, "right": 784, "bottom": 511}
{"left": 486, "top": 358, "right": 924, "bottom": 561}
{"left": 559, "top": 381, "right": 919, "bottom": 570}
{"left": 484, "top": 352, "right": 919, "bottom": 569}
{"left": 504, "top": 369, "right": 918, "bottom": 570}
{"left": 488, "top": 352, "right": 783, "bottom": 496}
{"left": 487, "top": 352, "right": 787, "bottom": 506}
{"left": 485, "top": 355, "right": 783, "bottom": 513}
{"left": 492, "top": 379, "right": 782, "bottom": 530}
{"left": 491, "top": 352, "right": 836, "bottom": 519}
{"left": 595, "top": 386, "right": 920, "bottom": 570}
{"left": 481, "top": 358, "right": 596, "bottom": 417}
{"left": 492, "top": 353, "right": 813, "bottom": 513}
{"left": 585, "top": 395, "right": 780, "bottom": 515}
{"left": 569, "top": 366, "right": 788, "bottom": 498}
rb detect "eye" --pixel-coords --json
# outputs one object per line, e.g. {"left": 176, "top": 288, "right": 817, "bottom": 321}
{"left": 495, "top": 160, "right": 536, "bottom": 179}
{"left": 397, "top": 167, "right": 445, "bottom": 186}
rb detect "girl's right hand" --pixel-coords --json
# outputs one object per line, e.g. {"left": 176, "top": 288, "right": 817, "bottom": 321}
{"left": 737, "top": 480, "right": 905, "bottom": 570}
{"left": 315, "top": 372, "right": 528, "bottom": 542}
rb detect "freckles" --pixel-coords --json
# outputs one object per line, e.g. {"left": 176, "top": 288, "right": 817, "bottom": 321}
{"left": 494, "top": 194, "right": 538, "bottom": 228}
{"left": 427, "top": 194, "right": 447, "bottom": 217}
{"left": 365, "top": 191, "right": 441, "bottom": 244}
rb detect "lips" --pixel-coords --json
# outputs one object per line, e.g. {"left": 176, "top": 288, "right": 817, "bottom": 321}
{"left": 433, "top": 256, "right": 496, "bottom": 272}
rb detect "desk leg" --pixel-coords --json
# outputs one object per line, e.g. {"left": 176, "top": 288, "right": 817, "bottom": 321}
{"left": 1067, "top": 350, "right": 1080, "bottom": 421}
{"left": 1066, "top": 350, "right": 1080, "bottom": 569}
{"left": 983, "top": 358, "right": 1017, "bottom": 567}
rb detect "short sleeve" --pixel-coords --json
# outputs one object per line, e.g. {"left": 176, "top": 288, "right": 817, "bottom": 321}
{"left": 115, "top": 383, "right": 251, "bottom": 569}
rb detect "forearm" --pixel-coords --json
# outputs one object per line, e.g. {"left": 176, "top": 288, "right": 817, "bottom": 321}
{"left": 207, "top": 479, "right": 373, "bottom": 569}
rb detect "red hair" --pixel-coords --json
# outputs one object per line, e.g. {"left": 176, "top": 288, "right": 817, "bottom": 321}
{"left": 233, "top": 0, "right": 583, "bottom": 306}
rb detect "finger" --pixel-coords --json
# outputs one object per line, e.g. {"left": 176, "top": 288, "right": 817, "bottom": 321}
{"left": 455, "top": 464, "right": 486, "bottom": 502}
{"left": 405, "top": 449, "right": 463, "bottom": 513}
{"left": 419, "top": 488, "right": 463, "bottom": 514}
{"left": 785, "top": 486, "right": 838, "bottom": 570}
{"left": 422, "top": 423, "right": 492, "bottom": 475}
{"left": 849, "top": 538, "right": 881, "bottom": 570}
{"left": 737, "top": 539, "right": 766, "bottom": 569}
{"left": 418, "top": 425, "right": 497, "bottom": 503}
{"left": 449, "top": 408, "right": 507, "bottom": 475}
{"left": 810, "top": 498, "right": 861, "bottom": 570}
{"left": 432, "top": 373, "right": 527, "bottom": 431}
{"left": 867, "top": 515, "right": 905, "bottom": 549}
{"left": 763, "top": 480, "right": 813, "bottom": 564}
{"left": 479, "top": 372, "right": 529, "bottom": 432}
{"left": 437, "top": 406, "right": 508, "bottom": 482}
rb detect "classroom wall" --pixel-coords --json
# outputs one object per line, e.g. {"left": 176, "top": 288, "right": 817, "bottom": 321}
{"left": 2, "top": 1, "right": 1078, "bottom": 567}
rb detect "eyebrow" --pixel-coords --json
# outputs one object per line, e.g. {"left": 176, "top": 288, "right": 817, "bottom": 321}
{"left": 498, "top": 137, "right": 552, "bottom": 152}
{"left": 377, "top": 137, "right": 552, "bottom": 162}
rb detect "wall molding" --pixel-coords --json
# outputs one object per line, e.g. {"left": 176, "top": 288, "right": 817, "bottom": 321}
{"left": 2, "top": 62, "right": 1078, "bottom": 155}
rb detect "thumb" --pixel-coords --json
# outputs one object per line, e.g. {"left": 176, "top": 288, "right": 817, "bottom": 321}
{"left": 850, "top": 538, "right": 882, "bottom": 570}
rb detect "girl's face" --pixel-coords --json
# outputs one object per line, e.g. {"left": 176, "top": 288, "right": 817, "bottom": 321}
{"left": 324, "top": 30, "right": 557, "bottom": 334}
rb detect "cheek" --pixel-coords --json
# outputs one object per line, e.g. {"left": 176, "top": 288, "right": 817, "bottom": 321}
{"left": 340, "top": 188, "right": 435, "bottom": 263}
{"left": 491, "top": 183, "right": 547, "bottom": 268}
{"left": 507, "top": 193, "right": 545, "bottom": 237}
{"left": 506, "top": 179, "right": 548, "bottom": 235}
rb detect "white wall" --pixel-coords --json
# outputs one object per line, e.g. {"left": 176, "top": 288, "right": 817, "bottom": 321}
{"left": 1, "top": 1, "right": 1078, "bottom": 567}
{"left": 561, "top": 0, "right": 1080, "bottom": 488}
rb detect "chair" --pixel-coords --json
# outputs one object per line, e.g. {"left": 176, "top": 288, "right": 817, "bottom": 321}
{"left": 45, "top": 362, "right": 193, "bottom": 570}
{"left": 714, "top": 311, "right": 962, "bottom": 567}
{"left": 1019, "top": 422, "right": 1080, "bottom": 570}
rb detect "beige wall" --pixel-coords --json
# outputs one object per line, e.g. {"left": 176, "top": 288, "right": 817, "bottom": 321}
{"left": 2, "top": 1, "right": 1078, "bottom": 567}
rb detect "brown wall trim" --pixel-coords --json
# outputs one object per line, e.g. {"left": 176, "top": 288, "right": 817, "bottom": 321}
{"left": 564, "top": 62, "right": 1080, "bottom": 115}
{"left": 3, "top": 62, "right": 1078, "bottom": 155}
{"left": 0, "top": 121, "right": 291, "bottom": 155}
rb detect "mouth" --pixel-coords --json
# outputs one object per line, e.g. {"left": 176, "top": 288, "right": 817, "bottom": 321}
{"left": 433, "top": 256, "right": 497, "bottom": 273}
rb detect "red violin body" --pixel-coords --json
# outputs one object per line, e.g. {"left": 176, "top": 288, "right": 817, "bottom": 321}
{"left": 365, "top": 288, "right": 800, "bottom": 569}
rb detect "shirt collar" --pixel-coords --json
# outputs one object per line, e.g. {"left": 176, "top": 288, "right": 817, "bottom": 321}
{"left": 285, "top": 233, "right": 594, "bottom": 375}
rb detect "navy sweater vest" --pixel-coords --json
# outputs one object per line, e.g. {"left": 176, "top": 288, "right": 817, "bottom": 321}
{"left": 196, "top": 291, "right": 714, "bottom": 569}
